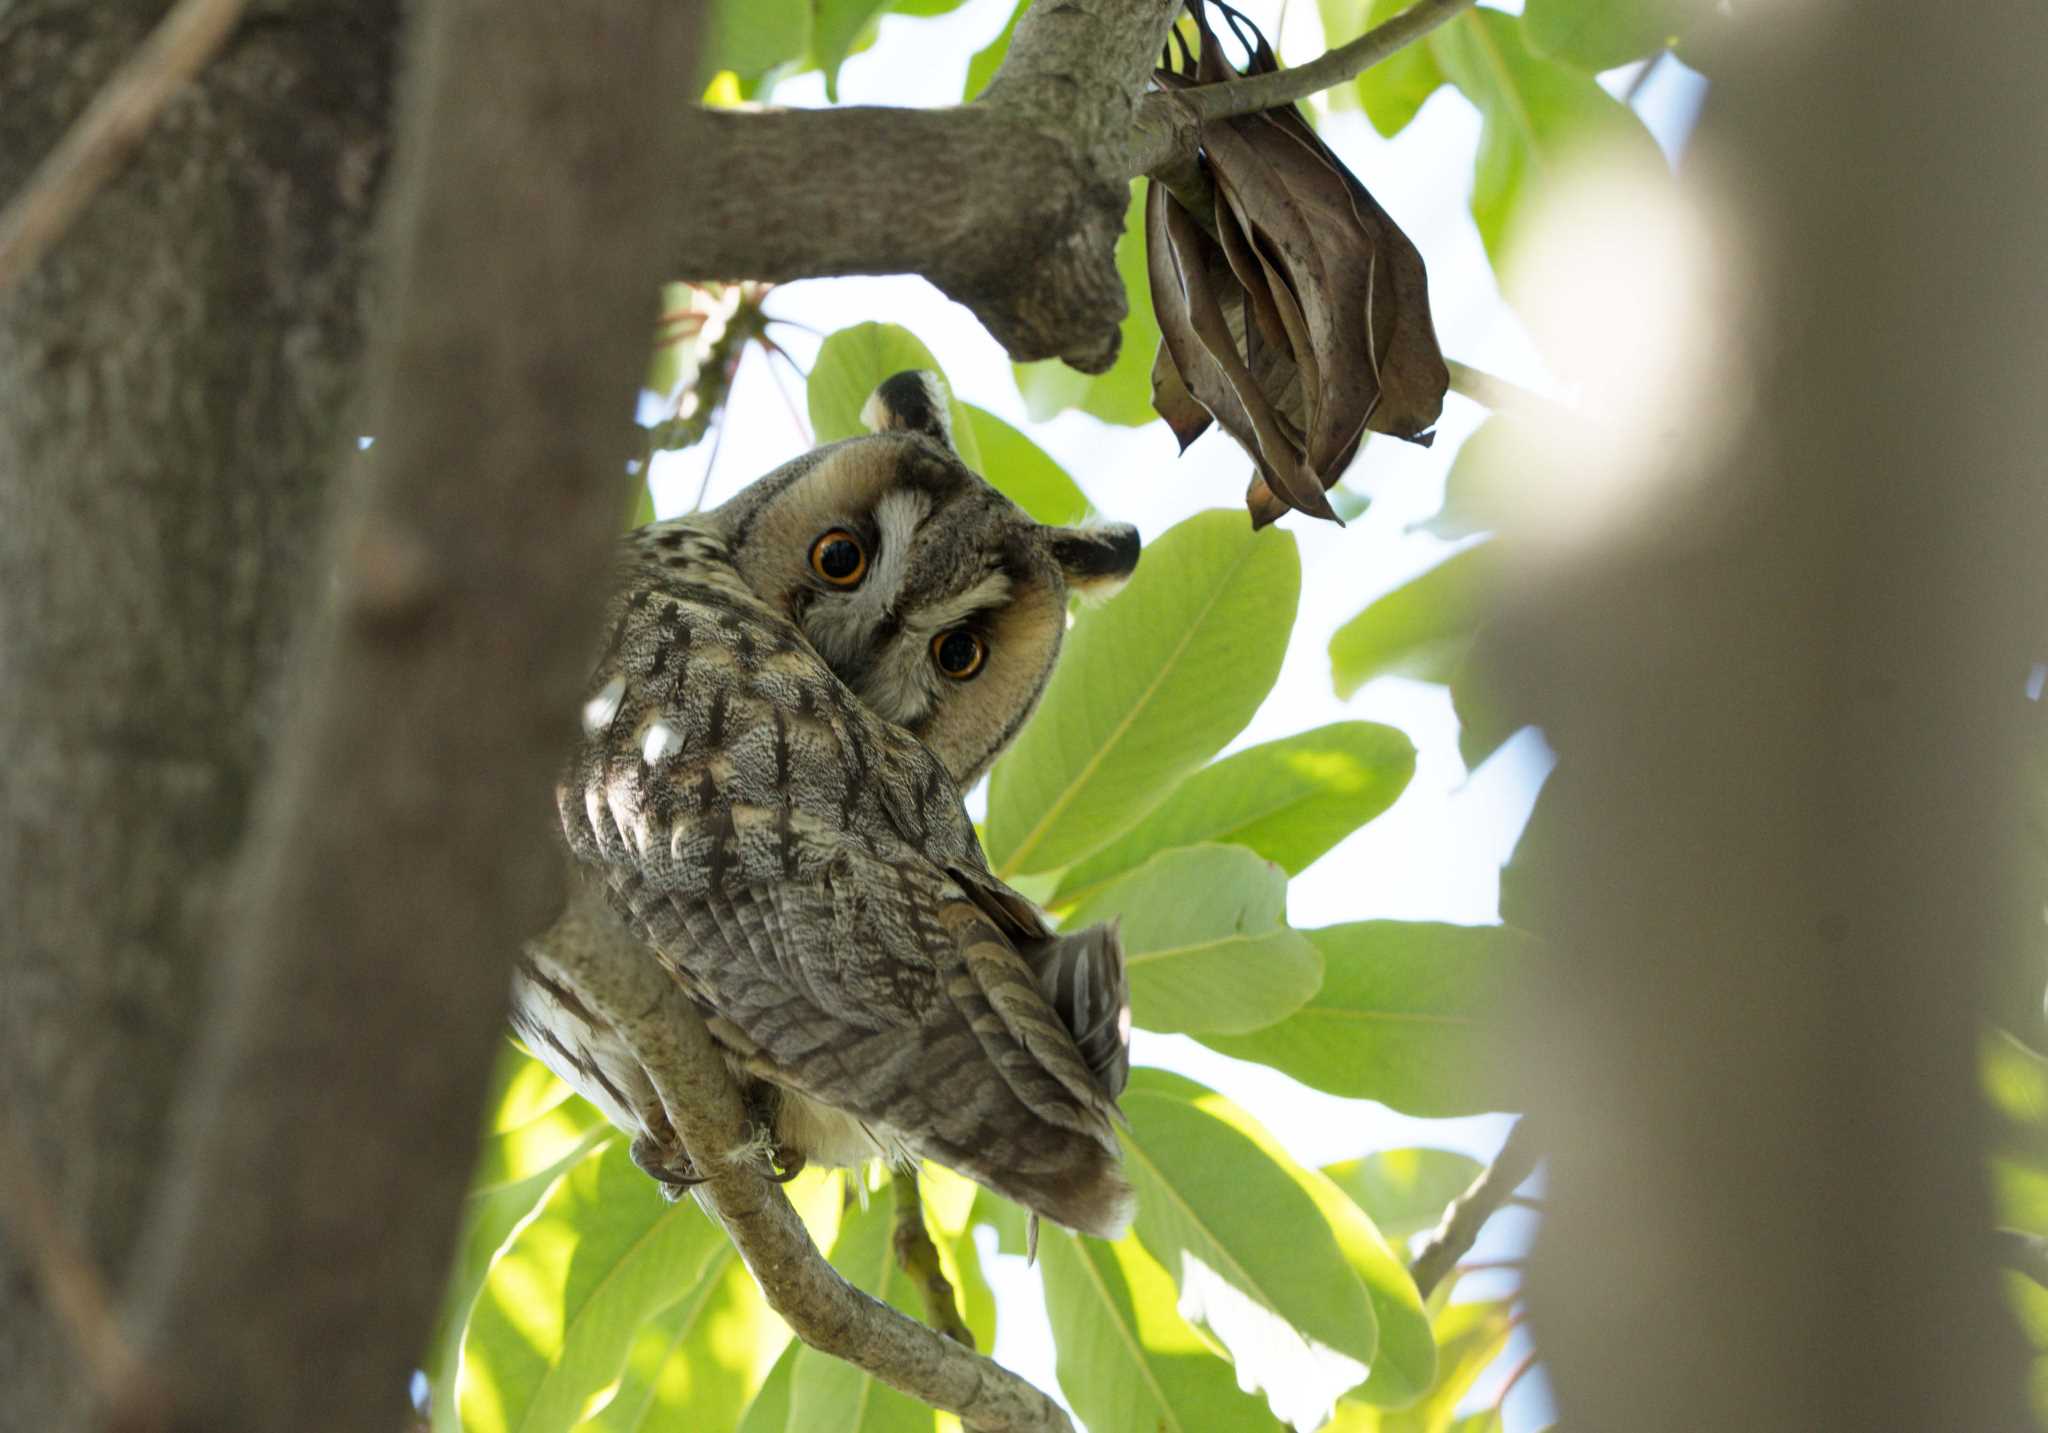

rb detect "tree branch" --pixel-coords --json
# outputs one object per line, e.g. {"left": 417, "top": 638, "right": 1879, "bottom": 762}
{"left": 894, "top": 1170, "right": 976, "bottom": 1348}
{"left": 673, "top": 0, "right": 1182, "bottom": 371}
{"left": 121, "top": 3, "right": 703, "bottom": 1429}
{"left": 1128, "top": 0, "right": 1477, "bottom": 175}
{"left": 1409, "top": 1117, "right": 1540, "bottom": 1301}
{"left": 536, "top": 870, "right": 1073, "bottom": 1433}
{"left": 0, "top": 0, "right": 249, "bottom": 293}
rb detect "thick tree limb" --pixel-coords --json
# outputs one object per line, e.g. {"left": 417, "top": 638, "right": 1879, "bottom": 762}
{"left": 678, "top": 0, "right": 1182, "bottom": 370}
{"left": 536, "top": 870, "right": 1073, "bottom": 1433}
{"left": 0, "top": 0, "right": 249, "bottom": 292}
{"left": 120, "top": 3, "right": 703, "bottom": 1429}
{"left": 1409, "top": 1117, "right": 1539, "bottom": 1301}
{"left": 1127, "top": 0, "right": 1477, "bottom": 175}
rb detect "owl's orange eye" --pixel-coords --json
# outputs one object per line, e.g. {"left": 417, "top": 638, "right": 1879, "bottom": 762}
{"left": 932, "top": 628, "right": 987, "bottom": 680}
{"left": 809, "top": 530, "right": 867, "bottom": 586}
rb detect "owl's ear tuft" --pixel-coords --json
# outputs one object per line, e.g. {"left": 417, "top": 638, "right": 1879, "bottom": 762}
{"left": 861, "top": 370, "right": 956, "bottom": 454}
{"left": 1048, "top": 523, "right": 1140, "bottom": 599}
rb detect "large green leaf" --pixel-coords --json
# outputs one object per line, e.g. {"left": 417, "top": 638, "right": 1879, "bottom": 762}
{"left": 960, "top": 404, "right": 1091, "bottom": 527}
{"left": 1011, "top": 182, "right": 1161, "bottom": 427}
{"left": 1119, "top": 1068, "right": 1387, "bottom": 1428}
{"left": 428, "top": 1048, "right": 611, "bottom": 1430}
{"left": 578, "top": 1250, "right": 782, "bottom": 1432}
{"left": 458, "top": 1141, "right": 728, "bottom": 1433}
{"left": 1327, "top": 4, "right": 1666, "bottom": 267}
{"left": 986, "top": 510, "right": 1299, "bottom": 876}
{"left": 1523, "top": 0, "right": 1704, "bottom": 71}
{"left": 734, "top": 1343, "right": 799, "bottom": 1433}
{"left": 806, "top": 323, "right": 983, "bottom": 470}
{"left": 1039, "top": 1229, "right": 1279, "bottom": 1433}
{"left": 811, "top": 0, "right": 889, "bottom": 99}
{"left": 1323, "top": 1149, "right": 1484, "bottom": 1244}
{"left": 1430, "top": 8, "right": 1668, "bottom": 267}
{"left": 961, "top": 0, "right": 1025, "bottom": 99}
{"left": 1065, "top": 844, "right": 1323, "bottom": 1036}
{"left": 1329, "top": 543, "right": 1500, "bottom": 699}
{"left": 706, "top": 0, "right": 811, "bottom": 81}
{"left": 1328, "top": 1299, "right": 1517, "bottom": 1433}
{"left": 1201, "top": 922, "right": 1532, "bottom": 1117}
{"left": 786, "top": 1192, "right": 935, "bottom": 1433}
{"left": 1050, "top": 721, "right": 1417, "bottom": 909}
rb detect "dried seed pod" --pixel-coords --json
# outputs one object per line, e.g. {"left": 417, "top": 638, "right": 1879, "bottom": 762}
{"left": 1147, "top": 0, "right": 1448, "bottom": 525}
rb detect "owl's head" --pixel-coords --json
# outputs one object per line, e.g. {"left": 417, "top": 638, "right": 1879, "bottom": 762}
{"left": 708, "top": 371, "right": 1139, "bottom": 786}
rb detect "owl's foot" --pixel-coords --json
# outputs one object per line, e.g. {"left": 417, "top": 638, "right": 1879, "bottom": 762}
{"left": 630, "top": 1132, "right": 705, "bottom": 1195}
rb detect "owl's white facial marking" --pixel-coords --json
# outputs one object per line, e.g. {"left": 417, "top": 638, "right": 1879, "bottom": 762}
{"left": 582, "top": 675, "right": 627, "bottom": 735}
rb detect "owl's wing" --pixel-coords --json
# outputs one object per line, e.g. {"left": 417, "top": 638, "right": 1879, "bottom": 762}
{"left": 560, "top": 557, "right": 1132, "bottom": 1237}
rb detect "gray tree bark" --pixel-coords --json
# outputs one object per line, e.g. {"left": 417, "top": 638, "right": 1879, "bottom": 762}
{"left": 0, "top": 6, "right": 398, "bottom": 1426}
{"left": 1498, "top": 2, "right": 2047, "bottom": 1428}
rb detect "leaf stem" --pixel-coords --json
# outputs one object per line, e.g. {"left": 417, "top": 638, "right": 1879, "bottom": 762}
{"left": 1408, "top": 1116, "right": 1539, "bottom": 1300}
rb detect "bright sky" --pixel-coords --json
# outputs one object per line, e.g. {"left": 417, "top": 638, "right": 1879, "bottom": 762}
{"left": 643, "top": 3, "right": 1708, "bottom": 1424}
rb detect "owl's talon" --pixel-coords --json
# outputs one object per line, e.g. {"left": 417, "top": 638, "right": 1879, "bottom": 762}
{"left": 630, "top": 1133, "right": 703, "bottom": 1192}
{"left": 767, "top": 1148, "right": 807, "bottom": 1183}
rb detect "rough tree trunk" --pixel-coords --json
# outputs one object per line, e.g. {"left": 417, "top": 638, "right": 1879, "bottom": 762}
{"left": 0, "top": 5, "right": 398, "bottom": 1425}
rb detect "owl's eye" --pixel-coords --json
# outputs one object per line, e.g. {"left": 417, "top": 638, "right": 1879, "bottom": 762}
{"left": 932, "top": 628, "right": 987, "bottom": 680}
{"left": 809, "top": 529, "right": 867, "bottom": 586}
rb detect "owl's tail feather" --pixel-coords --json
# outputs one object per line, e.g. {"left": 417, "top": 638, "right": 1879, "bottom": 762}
{"left": 1018, "top": 920, "right": 1130, "bottom": 1103}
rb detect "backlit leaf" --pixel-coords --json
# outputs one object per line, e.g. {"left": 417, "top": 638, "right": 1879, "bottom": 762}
{"left": 1323, "top": 1148, "right": 1484, "bottom": 1244}
{"left": 807, "top": 323, "right": 983, "bottom": 470}
{"left": 1201, "top": 922, "right": 1532, "bottom": 1117}
{"left": 960, "top": 404, "right": 1090, "bottom": 527}
{"left": 987, "top": 510, "right": 1298, "bottom": 876}
{"left": 1065, "top": 844, "right": 1322, "bottom": 1036}
{"left": 1040, "top": 1228, "right": 1278, "bottom": 1433}
{"left": 1329, "top": 544, "right": 1500, "bottom": 699}
{"left": 1051, "top": 721, "right": 1416, "bottom": 909}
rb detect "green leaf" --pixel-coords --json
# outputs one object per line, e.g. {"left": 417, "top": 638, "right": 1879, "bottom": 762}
{"left": 1448, "top": 632, "right": 1519, "bottom": 772}
{"left": 707, "top": 0, "right": 812, "bottom": 80}
{"left": 577, "top": 1250, "right": 783, "bottom": 1432}
{"left": 1523, "top": 0, "right": 1703, "bottom": 71}
{"left": 1066, "top": 844, "right": 1322, "bottom": 1036}
{"left": 1051, "top": 722, "right": 1417, "bottom": 910}
{"left": 734, "top": 1342, "right": 799, "bottom": 1433}
{"left": 1012, "top": 182, "right": 1161, "bottom": 427}
{"left": 1039, "top": 1228, "right": 1279, "bottom": 1433}
{"left": 1327, "top": 0, "right": 1451, "bottom": 138}
{"left": 1427, "top": 8, "right": 1668, "bottom": 268}
{"left": 812, "top": 0, "right": 890, "bottom": 99}
{"left": 1201, "top": 922, "right": 1532, "bottom": 1117}
{"left": 1419, "top": 419, "right": 1516, "bottom": 541}
{"left": 430, "top": 1049, "right": 613, "bottom": 1430}
{"left": 1329, "top": 543, "right": 1500, "bottom": 699}
{"left": 962, "top": 0, "right": 1024, "bottom": 99}
{"left": 960, "top": 404, "right": 1091, "bottom": 526}
{"left": 807, "top": 323, "right": 983, "bottom": 470}
{"left": 1330, "top": 1299, "right": 1517, "bottom": 1432}
{"left": 1119, "top": 1068, "right": 1385, "bottom": 1427}
{"left": 458, "top": 1141, "right": 728, "bottom": 1433}
{"left": 1322, "top": 1149, "right": 1485, "bottom": 1244}
{"left": 987, "top": 510, "right": 1300, "bottom": 876}
{"left": 786, "top": 1193, "right": 935, "bottom": 1433}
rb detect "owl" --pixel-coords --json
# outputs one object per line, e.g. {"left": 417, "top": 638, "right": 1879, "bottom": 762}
{"left": 513, "top": 372, "right": 1143, "bottom": 1240}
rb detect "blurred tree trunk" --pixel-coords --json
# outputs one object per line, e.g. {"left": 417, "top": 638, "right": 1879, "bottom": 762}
{"left": 0, "top": 5, "right": 397, "bottom": 1425}
{"left": 1502, "top": 2, "right": 2047, "bottom": 1429}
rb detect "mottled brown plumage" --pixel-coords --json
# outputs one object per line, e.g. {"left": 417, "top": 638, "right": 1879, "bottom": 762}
{"left": 514, "top": 374, "right": 1141, "bottom": 1238}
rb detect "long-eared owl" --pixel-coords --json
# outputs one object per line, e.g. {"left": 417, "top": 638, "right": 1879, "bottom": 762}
{"left": 514, "top": 372, "right": 1142, "bottom": 1239}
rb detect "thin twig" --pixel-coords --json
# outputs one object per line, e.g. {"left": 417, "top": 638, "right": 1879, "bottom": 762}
{"left": 1490, "top": 1347, "right": 1541, "bottom": 1415}
{"left": 0, "top": 0, "right": 250, "bottom": 293}
{"left": 534, "top": 871, "right": 1073, "bottom": 1433}
{"left": 1446, "top": 360, "right": 1578, "bottom": 426}
{"left": 1409, "top": 1117, "right": 1540, "bottom": 1301}
{"left": 892, "top": 1170, "right": 976, "bottom": 1348}
{"left": 1995, "top": 1229, "right": 2048, "bottom": 1290}
{"left": 1130, "top": 0, "right": 1475, "bottom": 173}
